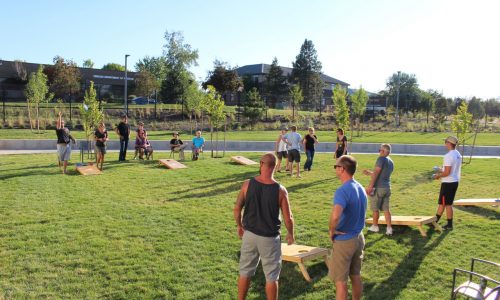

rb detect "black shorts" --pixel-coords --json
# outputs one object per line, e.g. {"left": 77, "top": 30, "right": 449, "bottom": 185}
{"left": 438, "top": 182, "right": 459, "bottom": 205}
{"left": 335, "top": 150, "right": 345, "bottom": 158}
{"left": 287, "top": 149, "right": 300, "bottom": 163}
{"left": 276, "top": 151, "right": 287, "bottom": 160}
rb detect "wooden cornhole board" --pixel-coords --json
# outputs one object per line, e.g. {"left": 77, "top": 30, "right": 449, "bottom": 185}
{"left": 281, "top": 243, "right": 329, "bottom": 282}
{"left": 76, "top": 164, "right": 102, "bottom": 176}
{"left": 454, "top": 198, "right": 499, "bottom": 206}
{"left": 230, "top": 156, "right": 258, "bottom": 165}
{"left": 366, "top": 216, "right": 442, "bottom": 237}
{"left": 159, "top": 159, "right": 187, "bottom": 169}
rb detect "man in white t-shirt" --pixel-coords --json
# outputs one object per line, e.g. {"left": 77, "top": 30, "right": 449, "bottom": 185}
{"left": 282, "top": 125, "right": 302, "bottom": 178}
{"left": 433, "top": 136, "right": 462, "bottom": 230}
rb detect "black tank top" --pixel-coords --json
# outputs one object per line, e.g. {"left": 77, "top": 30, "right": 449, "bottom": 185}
{"left": 242, "top": 178, "right": 281, "bottom": 237}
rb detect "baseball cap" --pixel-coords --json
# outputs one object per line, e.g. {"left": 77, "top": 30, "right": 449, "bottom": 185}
{"left": 444, "top": 136, "right": 458, "bottom": 145}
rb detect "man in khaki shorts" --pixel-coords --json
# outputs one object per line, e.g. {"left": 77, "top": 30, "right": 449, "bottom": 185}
{"left": 363, "top": 143, "right": 394, "bottom": 235}
{"left": 233, "top": 153, "right": 295, "bottom": 300}
{"left": 329, "top": 155, "right": 367, "bottom": 300}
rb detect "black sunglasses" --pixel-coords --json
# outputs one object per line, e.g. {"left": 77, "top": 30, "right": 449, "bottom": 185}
{"left": 334, "top": 164, "right": 344, "bottom": 169}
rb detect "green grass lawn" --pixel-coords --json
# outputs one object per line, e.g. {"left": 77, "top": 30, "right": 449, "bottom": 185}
{"left": 0, "top": 152, "right": 499, "bottom": 299}
{"left": 1, "top": 129, "right": 499, "bottom": 146}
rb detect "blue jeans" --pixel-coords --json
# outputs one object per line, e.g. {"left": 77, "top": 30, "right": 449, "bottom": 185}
{"left": 119, "top": 139, "right": 129, "bottom": 161}
{"left": 304, "top": 149, "right": 315, "bottom": 170}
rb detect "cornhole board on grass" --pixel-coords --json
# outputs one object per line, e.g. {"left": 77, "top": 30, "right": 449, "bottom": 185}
{"left": 159, "top": 159, "right": 187, "bottom": 169}
{"left": 230, "top": 156, "right": 258, "bottom": 165}
{"left": 454, "top": 198, "right": 499, "bottom": 206}
{"left": 281, "top": 243, "right": 329, "bottom": 282}
{"left": 76, "top": 164, "right": 102, "bottom": 176}
{"left": 366, "top": 216, "right": 442, "bottom": 237}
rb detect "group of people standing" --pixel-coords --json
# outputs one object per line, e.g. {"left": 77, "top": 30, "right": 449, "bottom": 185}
{"left": 237, "top": 132, "right": 462, "bottom": 299}
{"left": 275, "top": 126, "right": 348, "bottom": 178}
{"left": 54, "top": 113, "right": 206, "bottom": 173}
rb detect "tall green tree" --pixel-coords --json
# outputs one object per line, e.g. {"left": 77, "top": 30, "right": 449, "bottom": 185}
{"left": 25, "top": 65, "right": 53, "bottom": 133}
{"left": 135, "top": 56, "right": 167, "bottom": 98}
{"left": 291, "top": 39, "right": 324, "bottom": 112}
{"left": 203, "top": 60, "right": 243, "bottom": 98}
{"left": 351, "top": 87, "right": 369, "bottom": 136}
{"left": 243, "top": 88, "right": 266, "bottom": 128}
{"left": 79, "top": 81, "right": 103, "bottom": 142}
{"left": 134, "top": 70, "right": 158, "bottom": 99}
{"left": 161, "top": 30, "right": 199, "bottom": 103}
{"left": 451, "top": 101, "right": 473, "bottom": 152}
{"left": 265, "top": 57, "right": 288, "bottom": 108}
{"left": 420, "top": 90, "right": 438, "bottom": 124}
{"left": 434, "top": 96, "right": 450, "bottom": 127}
{"left": 48, "top": 56, "right": 81, "bottom": 99}
{"left": 332, "top": 84, "right": 350, "bottom": 133}
{"left": 101, "top": 63, "right": 125, "bottom": 71}
{"left": 467, "top": 97, "right": 485, "bottom": 120}
{"left": 288, "top": 85, "right": 303, "bottom": 121}
{"left": 385, "top": 72, "right": 420, "bottom": 114}
{"left": 83, "top": 59, "right": 94, "bottom": 68}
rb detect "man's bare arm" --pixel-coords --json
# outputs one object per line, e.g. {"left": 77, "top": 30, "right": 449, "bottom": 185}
{"left": 233, "top": 180, "right": 249, "bottom": 239}
{"left": 279, "top": 186, "right": 295, "bottom": 245}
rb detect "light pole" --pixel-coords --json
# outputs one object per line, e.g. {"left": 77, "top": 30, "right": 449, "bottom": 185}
{"left": 124, "top": 54, "right": 130, "bottom": 115}
{"left": 395, "top": 71, "right": 401, "bottom": 127}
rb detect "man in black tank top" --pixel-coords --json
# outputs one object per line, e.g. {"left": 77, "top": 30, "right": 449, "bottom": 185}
{"left": 234, "top": 153, "right": 295, "bottom": 300}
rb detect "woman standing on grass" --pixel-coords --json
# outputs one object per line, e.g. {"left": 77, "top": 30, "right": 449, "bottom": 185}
{"left": 334, "top": 128, "right": 348, "bottom": 159}
{"left": 94, "top": 122, "right": 108, "bottom": 171}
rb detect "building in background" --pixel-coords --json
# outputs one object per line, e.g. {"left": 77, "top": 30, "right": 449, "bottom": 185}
{"left": 0, "top": 60, "right": 136, "bottom": 103}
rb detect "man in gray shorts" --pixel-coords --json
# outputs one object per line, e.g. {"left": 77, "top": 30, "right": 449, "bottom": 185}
{"left": 233, "top": 153, "right": 295, "bottom": 300}
{"left": 363, "top": 143, "right": 394, "bottom": 235}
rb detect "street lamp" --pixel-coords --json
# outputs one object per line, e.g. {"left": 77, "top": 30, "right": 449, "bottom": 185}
{"left": 124, "top": 54, "right": 130, "bottom": 115}
{"left": 395, "top": 71, "right": 401, "bottom": 127}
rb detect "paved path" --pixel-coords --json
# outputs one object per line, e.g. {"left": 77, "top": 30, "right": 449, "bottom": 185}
{"left": 1, "top": 139, "right": 499, "bottom": 157}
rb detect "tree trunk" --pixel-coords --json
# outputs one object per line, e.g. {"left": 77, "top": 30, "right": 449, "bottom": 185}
{"left": 36, "top": 104, "right": 40, "bottom": 133}
{"left": 27, "top": 100, "right": 34, "bottom": 132}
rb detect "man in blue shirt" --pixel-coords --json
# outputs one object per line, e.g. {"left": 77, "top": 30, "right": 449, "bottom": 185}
{"left": 328, "top": 155, "right": 367, "bottom": 300}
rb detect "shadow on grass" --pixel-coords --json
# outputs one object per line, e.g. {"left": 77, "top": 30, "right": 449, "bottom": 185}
{"left": 166, "top": 170, "right": 258, "bottom": 202}
{"left": 286, "top": 178, "right": 332, "bottom": 193}
{"left": 0, "top": 167, "right": 59, "bottom": 180}
{"left": 364, "top": 229, "right": 449, "bottom": 300}
{"left": 401, "top": 170, "right": 434, "bottom": 190}
{"left": 455, "top": 205, "right": 500, "bottom": 220}
{"left": 247, "top": 259, "right": 329, "bottom": 299}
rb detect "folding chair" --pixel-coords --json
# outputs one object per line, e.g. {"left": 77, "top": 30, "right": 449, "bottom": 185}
{"left": 169, "top": 147, "right": 185, "bottom": 160}
{"left": 451, "top": 258, "right": 499, "bottom": 300}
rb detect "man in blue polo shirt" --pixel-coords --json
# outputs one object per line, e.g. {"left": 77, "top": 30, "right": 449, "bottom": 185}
{"left": 328, "top": 155, "right": 367, "bottom": 300}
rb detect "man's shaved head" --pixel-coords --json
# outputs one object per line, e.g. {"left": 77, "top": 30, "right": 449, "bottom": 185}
{"left": 261, "top": 153, "right": 277, "bottom": 168}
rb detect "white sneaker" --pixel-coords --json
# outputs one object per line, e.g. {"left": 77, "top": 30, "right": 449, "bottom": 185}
{"left": 368, "top": 225, "right": 379, "bottom": 233}
{"left": 386, "top": 227, "right": 393, "bottom": 236}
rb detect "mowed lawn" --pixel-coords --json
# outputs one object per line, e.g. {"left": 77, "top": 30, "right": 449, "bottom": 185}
{"left": 0, "top": 152, "right": 499, "bottom": 299}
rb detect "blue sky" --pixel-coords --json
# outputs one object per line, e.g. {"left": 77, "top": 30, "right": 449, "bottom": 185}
{"left": 2, "top": 0, "right": 498, "bottom": 99}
